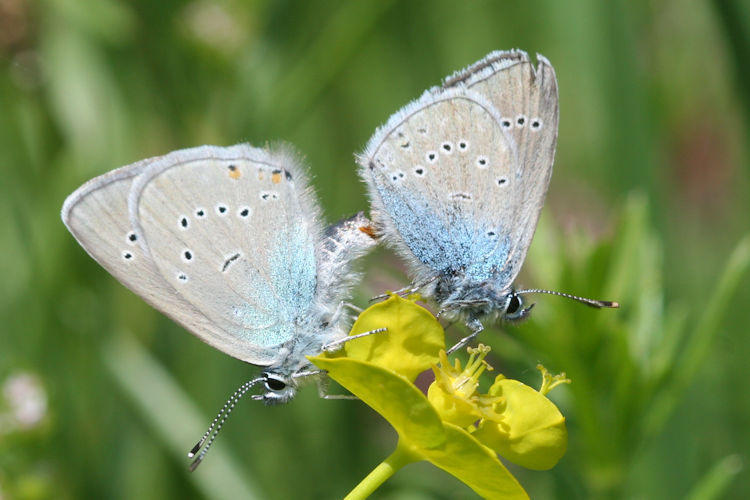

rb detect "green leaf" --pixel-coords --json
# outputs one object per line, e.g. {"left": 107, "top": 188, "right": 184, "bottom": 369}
{"left": 685, "top": 454, "right": 743, "bottom": 500}
{"left": 104, "top": 333, "right": 263, "bottom": 499}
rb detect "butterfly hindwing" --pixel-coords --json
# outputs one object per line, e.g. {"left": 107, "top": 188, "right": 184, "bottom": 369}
{"left": 360, "top": 87, "right": 519, "bottom": 285}
{"left": 61, "top": 156, "right": 249, "bottom": 361}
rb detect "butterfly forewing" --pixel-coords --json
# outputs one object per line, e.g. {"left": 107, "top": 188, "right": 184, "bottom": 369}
{"left": 60, "top": 158, "right": 251, "bottom": 361}
{"left": 129, "top": 146, "right": 322, "bottom": 360}
{"left": 445, "top": 51, "right": 559, "bottom": 280}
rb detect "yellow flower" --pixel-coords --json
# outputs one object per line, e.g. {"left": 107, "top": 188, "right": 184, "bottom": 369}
{"left": 471, "top": 366, "right": 570, "bottom": 471}
{"left": 428, "top": 346, "right": 502, "bottom": 427}
{"left": 309, "top": 295, "right": 569, "bottom": 499}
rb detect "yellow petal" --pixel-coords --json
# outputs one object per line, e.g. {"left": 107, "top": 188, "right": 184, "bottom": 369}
{"left": 421, "top": 423, "right": 529, "bottom": 500}
{"left": 343, "top": 295, "right": 445, "bottom": 381}
{"left": 473, "top": 377, "right": 567, "bottom": 470}
{"left": 309, "top": 355, "right": 447, "bottom": 449}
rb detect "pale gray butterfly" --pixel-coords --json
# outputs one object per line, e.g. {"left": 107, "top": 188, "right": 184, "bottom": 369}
{"left": 62, "top": 144, "right": 377, "bottom": 468}
{"left": 358, "top": 50, "right": 617, "bottom": 351}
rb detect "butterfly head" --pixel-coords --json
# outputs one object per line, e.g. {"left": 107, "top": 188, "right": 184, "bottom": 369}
{"left": 436, "top": 277, "right": 534, "bottom": 323}
{"left": 500, "top": 290, "right": 535, "bottom": 322}
{"left": 252, "top": 371, "right": 299, "bottom": 405}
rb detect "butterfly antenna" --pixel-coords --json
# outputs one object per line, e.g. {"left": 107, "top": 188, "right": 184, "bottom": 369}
{"left": 516, "top": 289, "right": 620, "bottom": 309}
{"left": 188, "top": 376, "right": 264, "bottom": 471}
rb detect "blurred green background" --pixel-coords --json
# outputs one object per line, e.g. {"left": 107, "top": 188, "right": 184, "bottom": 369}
{"left": 2, "top": 0, "right": 749, "bottom": 498}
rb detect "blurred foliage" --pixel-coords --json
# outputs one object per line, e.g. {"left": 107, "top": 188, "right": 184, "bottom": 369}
{"left": 1, "top": 0, "right": 749, "bottom": 499}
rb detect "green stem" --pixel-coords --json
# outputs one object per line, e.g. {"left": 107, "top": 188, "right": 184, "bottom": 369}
{"left": 344, "top": 441, "right": 418, "bottom": 500}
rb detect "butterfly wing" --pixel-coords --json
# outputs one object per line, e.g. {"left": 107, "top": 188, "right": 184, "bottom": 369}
{"left": 125, "top": 145, "right": 323, "bottom": 365}
{"left": 359, "top": 50, "right": 557, "bottom": 288}
{"left": 444, "top": 50, "right": 559, "bottom": 281}
{"left": 359, "top": 86, "right": 519, "bottom": 285}
{"left": 61, "top": 155, "right": 251, "bottom": 359}
{"left": 63, "top": 145, "right": 325, "bottom": 366}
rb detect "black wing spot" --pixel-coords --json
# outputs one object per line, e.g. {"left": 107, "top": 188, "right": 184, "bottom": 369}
{"left": 196, "top": 208, "right": 206, "bottom": 217}
{"left": 180, "top": 216, "right": 189, "bottom": 229}
{"left": 222, "top": 253, "right": 241, "bottom": 272}
{"left": 501, "top": 119, "right": 512, "bottom": 129}
{"left": 127, "top": 232, "right": 137, "bottom": 243}
{"left": 183, "top": 250, "right": 193, "bottom": 261}
{"left": 285, "top": 170, "right": 293, "bottom": 181}
{"left": 497, "top": 177, "right": 508, "bottom": 186}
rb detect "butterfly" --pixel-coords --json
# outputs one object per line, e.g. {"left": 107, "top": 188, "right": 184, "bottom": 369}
{"left": 358, "top": 50, "right": 617, "bottom": 351}
{"left": 62, "top": 144, "right": 379, "bottom": 401}
{"left": 62, "top": 144, "right": 378, "bottom": 465}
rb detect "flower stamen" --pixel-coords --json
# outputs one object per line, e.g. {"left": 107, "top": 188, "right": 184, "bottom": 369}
{"left": 536, "top": 364, "right": 571, "bottom": 395}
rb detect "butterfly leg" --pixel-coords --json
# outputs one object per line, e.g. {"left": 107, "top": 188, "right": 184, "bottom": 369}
{"left": 446, "top": 318, "right": 484, "bottom": 355}
{"left": 316, "top": 377, "right": 359, "bottom": 400}
{"left": 329, "top": 300, "right": 365, "bottom": 327}
{"left": 342, "top": 302, "right": 363, "bottom": 314}
{"left": 370, "top": 284, "right": 416, "bottom": 302}
{"left": 370, "top": 275, "right": 439, "bottom": 302}
{"left": 322, "top": 327, "right": 388, "bottom": 352}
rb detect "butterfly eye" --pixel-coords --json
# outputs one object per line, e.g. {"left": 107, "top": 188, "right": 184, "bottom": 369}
{"left": 506, "top": 294, "right": 522, "bottom": 315}
{"left": 264, "top": 376, "right": 287, "bottom": 392}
